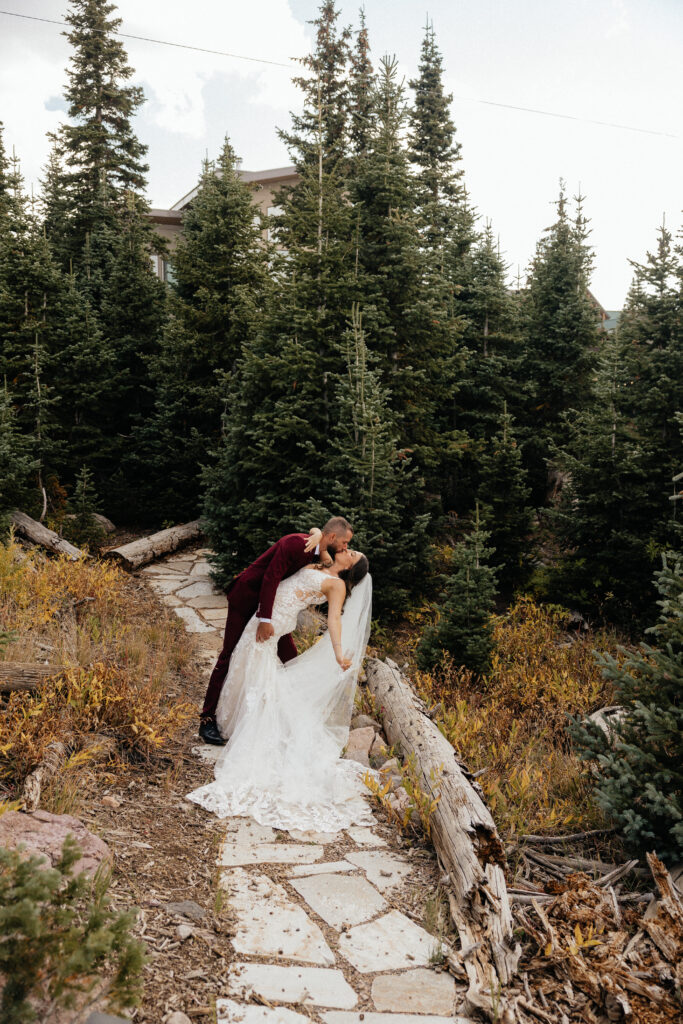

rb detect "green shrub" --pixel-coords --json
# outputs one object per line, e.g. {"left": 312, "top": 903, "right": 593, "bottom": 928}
{"left": 0, "top": 834, "right": 145, "bottom": 1023}
{"left": 570, "top": 552, "right": 683, "bottom": 862}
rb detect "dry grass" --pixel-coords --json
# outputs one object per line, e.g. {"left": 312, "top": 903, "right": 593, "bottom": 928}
{"left": 0, "top": 534, "right": 196, "bottom": 799}
{"left": 412, "top": 597, "right": 621, "bottom": 837}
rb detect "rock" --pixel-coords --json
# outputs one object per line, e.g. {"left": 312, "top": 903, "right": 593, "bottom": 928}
{"left": 0, "top": 809, "right": 111, "bottom": 876}
{"left": 588, "top": 705, "right": 627, "bottom": 744}
{"left": 388, "top": 789, "right": 411, "bottom": 816}
{"left": 379, "top": 758, "right": 399, "bottom": 776}
{"left": 165, "top": 1014, "right": 193, "bottom": 1024}
{"left": 297, "top": 609, "right": 327, "bottom": 635}
{"left": 101, "top": 794, "right": 122, "bottom": 808}
{"left": 369, "top": 733, "right": 387, "bottom": 758}
{"left": 165, "top": 899, "right": 206, "bottom": 922}
{"left": 176, "top": 923, "right": 194, "bottom": 941}
{"left": 350, "top": 715, "right": 382, "bottom": 733}
{"left": 343, "top": 727, "right": 375, "bottom": 766}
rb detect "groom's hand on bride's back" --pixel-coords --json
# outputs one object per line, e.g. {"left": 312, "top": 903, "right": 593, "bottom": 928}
{"left": 256, "top": 621, "right": 275, "bottom": 643}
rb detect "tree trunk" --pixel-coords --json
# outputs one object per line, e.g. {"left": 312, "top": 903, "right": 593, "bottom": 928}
{"left": 10, "top": 511, "right": 83, "bottom": 560}
{"left": 0, "top": 662, "right": 62, "bottom": 694}
{"left": 366, "top": 658, "right": 520, "bottom": 1017}
{"left": 104, "top": 520, "right": 202, "bottom": 571}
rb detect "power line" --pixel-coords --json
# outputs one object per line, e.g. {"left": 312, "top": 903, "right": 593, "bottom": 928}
{"left": 456, "top": 95, "right": 679, "bottom": 140}
{"left": 0, "top": 8, "right": 295, "bottom": 69}
{"left": 1, "top": 7, "right": 679, "bottom": 140}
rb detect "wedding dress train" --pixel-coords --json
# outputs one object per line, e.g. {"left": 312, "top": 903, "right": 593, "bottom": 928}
{"left": 186, "top": 567, "right": 374, "bottom": 833}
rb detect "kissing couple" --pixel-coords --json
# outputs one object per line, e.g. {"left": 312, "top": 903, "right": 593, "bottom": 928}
{"left": 187, "top": 518, "right": 373, "bottom": 834}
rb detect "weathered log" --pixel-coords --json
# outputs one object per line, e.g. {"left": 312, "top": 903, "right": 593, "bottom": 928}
{"left": 0, "top": 662, "right": 62, "bottom": 693}
{"left": 365, "top": 658, "right": 520, "bottom": 1016}
{"left": 10, "top": 511, "right": 83, "bottom": 560}
{"left": 104, "top": 520, "right": 202, "bottom": 571}
{"left": 22, "top": 738, "right": 71, "bottom": 811}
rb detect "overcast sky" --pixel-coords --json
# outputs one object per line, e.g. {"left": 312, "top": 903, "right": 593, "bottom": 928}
{"left": 1, "top": 0, "right": 682, "bottom": 308}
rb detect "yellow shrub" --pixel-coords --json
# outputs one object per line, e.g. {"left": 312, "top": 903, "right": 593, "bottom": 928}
{"left": 0, "top": 537, "right": 196, "bottom": 793}
{"left": 413, "top": 597, "right": 619, "bottom": 836}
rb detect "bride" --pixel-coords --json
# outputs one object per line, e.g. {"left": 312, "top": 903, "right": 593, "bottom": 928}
{"left": 186, "top": 549, "right": 373, "bottom": 833}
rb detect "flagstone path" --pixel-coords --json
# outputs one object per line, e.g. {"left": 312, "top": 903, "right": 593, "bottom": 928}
{"left": 140, "top": 548, "right": 472, "bottom": 1024}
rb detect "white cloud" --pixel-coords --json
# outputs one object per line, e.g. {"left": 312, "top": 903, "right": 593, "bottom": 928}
{"left": 116, "top": 0, "right": 308, "bottom": 137}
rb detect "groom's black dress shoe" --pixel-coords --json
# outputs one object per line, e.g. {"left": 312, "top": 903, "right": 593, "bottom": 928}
{"left": 198, "top": 718, "right": 226, "bottom": 745}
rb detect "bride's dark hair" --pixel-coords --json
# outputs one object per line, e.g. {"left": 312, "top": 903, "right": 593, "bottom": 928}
{"left": 339, "top": 554, "right": 369, "bottom": 599}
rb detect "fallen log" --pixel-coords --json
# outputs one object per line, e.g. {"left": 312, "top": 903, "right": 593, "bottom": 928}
{"left": 104, "top": 520, "right": 202, "bottom": 571}
{"left": 0, "top": 662, "right": 62, "bottom": 693}
{"left": 10, "top": 511, "right": 83, "bottom": 560}
{"left": 22, "top": 737, "right": 72, "bottom": 811}
{"left": 365, "top": 658, "right": 520, "bottom": 1017}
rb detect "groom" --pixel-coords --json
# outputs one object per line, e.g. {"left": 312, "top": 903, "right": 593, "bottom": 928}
{"left": 199, "top": 517, "right": 354, "bottom": 744}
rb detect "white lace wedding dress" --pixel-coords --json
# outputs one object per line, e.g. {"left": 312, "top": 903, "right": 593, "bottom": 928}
{"left": 186, "top": 566, "right": 374, "bottom": 833}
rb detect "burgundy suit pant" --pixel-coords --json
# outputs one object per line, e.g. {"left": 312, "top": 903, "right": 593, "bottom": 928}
{"left": 201, "top": 601, "right": 297, "bottom": 720}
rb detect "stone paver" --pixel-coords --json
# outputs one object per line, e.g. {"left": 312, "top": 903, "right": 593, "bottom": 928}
{"left": 322, "top": 1014, "right": 469, "bottom": 1024}
{"left": 288, "top": 860, "right": 357, "bottom": 877}
{"left": 345, "top": 826, "right": 387, "bottom": 847}
{"left": 219, "top": 842, "right": 324, "bottom": 867}
{"left": 176, "top": 581, "right": 218, "bottom": 599}
{"left": 190, "top": 561, "right": 213, "bottom": 577}
{"left": 228, "top": 963, "right": 358, "bottom": 1009}
{"left": 371, "top": 970, "right": 456, "bottom": 1014}
{"left": 344, "top": 850, "right": 412, "bottom": 892}
{"left": 172, "top": 606, "right": 215, "bottom": 633}
{"left": 337, "top": 910, "right": 444, "bottom": 974}
{"left": 190, "top": 744, "right": 222, "bottom": 763}
{"left": 290, "top": 872, "right": 387, "bottom": 929}
{"left": 187, "top": 594, "right": 229, "bottom": 609}
{"left": 149, "top": 577, "right": 185, "bottom": 594}
{"left": 217, "top": 1001, "right": 312, "bottom": 1024}
{"left": 288, "top": 829, "right": 338, "bottom": 844}
{"left": 221, "top": 869, "right": 335, "bottom": 965}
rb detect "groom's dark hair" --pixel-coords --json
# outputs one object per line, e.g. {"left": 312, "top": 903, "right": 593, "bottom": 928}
{"left": 322, "top": 516, "right": 353, "bottom": 536}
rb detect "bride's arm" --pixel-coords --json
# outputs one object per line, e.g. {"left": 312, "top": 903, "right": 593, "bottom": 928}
{"left": 322, "top": 578, "right": 351, "bottom": 670}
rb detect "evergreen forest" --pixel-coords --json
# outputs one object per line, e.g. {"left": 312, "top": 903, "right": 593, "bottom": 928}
{"left": 1, "top": 0, "right": 681, "bottom": 639}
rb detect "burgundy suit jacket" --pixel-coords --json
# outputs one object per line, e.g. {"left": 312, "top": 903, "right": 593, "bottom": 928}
{"left": 226, "top": 534, "right": 317, "bottom": 621}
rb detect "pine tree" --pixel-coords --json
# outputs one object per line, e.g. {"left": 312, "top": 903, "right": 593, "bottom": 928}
{"left": 329, "top": 305, "right": 430, "bottom": 613}
{"left": 477, "top": 404, "right": 534, "bottom": 593}
{"left": 550, "top": 219, "right": 683, "bottom": 626}
{"left": 352, "top": 55, "right": 461, "bottom": 481}
{"left": 58, "top": 0, "right": 149, "bottom": 265}
{"left": 447, "top": 223, "right": 524, "bottom": 514}
{"left": 520, "top": 185, "right": 598, "bottom": 503}
{"left": 348, "top": 8, "right": 375, "bottom": 160}
{"left": 39, "top": 135, "right": 72, "bottom": 268}
{"left": 203, "top": 3, "right": 358, "bottom": 568}
{"left": 63, "top": 464, "right": 106, "bottom": 549}
{"left": 549, "top": 329, "right": 659, "bottom": 626}
{"left": 570, "top": 553, "right": 683, "bottom": 862}
{"left": 137, "top": 139, "right": 268, "bottom": 522}
{"left": 0, "top": 151, "right": 63, "bottom": 496}
{"left": 408, "top": 20, "right": 470, "bottom": 254}
{"left": 417, "top": 505, "right": 498, "bottom": 674}
{"left": 0, "top": 380, "right": 38, "bottom": 531}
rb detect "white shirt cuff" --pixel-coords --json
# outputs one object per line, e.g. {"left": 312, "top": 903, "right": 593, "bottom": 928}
{"left": 258, "top": 617, "right": 272, "bottom": 623}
